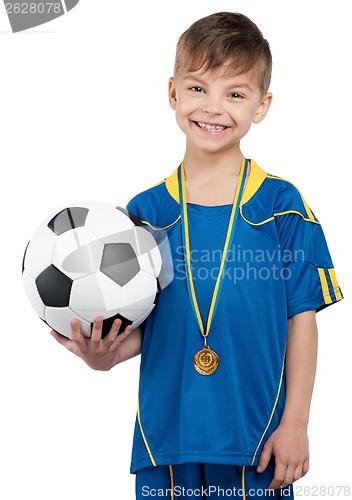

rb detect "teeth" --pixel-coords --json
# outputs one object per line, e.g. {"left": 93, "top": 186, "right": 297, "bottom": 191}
{"left": 197, "top": 122, "right": 226, "bottom": 132}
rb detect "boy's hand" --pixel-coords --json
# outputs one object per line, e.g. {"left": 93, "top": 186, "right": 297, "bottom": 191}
{"left": 257, "top": 422, "right": 309, "bottom": 489}
{"left": 50, "top": 316, "right": 133, "bottom": 371}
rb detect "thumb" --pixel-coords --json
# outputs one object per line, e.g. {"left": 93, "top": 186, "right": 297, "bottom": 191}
{"left": 257, "top": 440, "right": 273, "bottom": 474}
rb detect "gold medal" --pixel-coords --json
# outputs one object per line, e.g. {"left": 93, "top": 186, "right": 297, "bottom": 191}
{"left": 193, "top": 346, "right": 219, "bottom": 375}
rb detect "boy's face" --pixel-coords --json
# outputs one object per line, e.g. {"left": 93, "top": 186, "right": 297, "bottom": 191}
{"left": 168, "top": 65, "right": 272, "bottom": 155}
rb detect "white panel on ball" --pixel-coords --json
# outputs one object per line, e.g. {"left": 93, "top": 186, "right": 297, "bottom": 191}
{"left": 45, "top": 306, "right": 91, "bottom": 338}
{"left": 22, "top": 271, "right": 46, "bottom": 318}
{"left": 119, "top": 271, "right": 157, "bottom": 320}
{"left": 70, "top": 272, "right": 122, "bottom": 322}
{"left": 53, "top": 226, "right": 103, "bottom": 280}
{"left": 85, "top": 205, "right": 134, "bottom": 239}
{"left": 23, "top": 225, "right": 57, "bottom": 279}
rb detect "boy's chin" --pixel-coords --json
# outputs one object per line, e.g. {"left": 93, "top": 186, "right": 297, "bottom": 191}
{"left": 187, "top": 141, "right": 236, "bottom": 156}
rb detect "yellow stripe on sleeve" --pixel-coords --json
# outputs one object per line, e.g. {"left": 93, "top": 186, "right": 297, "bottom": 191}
{"left": 328, "top": 268, "right": 342, "bottom": 301}
{"left": 317, "top": 268, "right": 333, "bottom": 305}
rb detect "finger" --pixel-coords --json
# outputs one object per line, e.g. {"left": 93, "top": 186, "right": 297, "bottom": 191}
{"left": 104, "top": 318, "right": 122, "bottom": 343}
{"left": 257, "top": 441, "right": 273, "bottom": 473}
{"left": 70, "top": 318, "right": 84, "bottom": 342}
{"left": 280, "top": 465, "right": 295, "bottom": 487}
{"left": 90, "top": 316, "right": 103, "bottom": 342}
{"left": 268, "top": 463, "right": 287, "bottom": 490}
{"left": 111, "top": 324, "right": 133, "bottom": 349}
{"left": 293, "top": 463, "right": 304, "bottom": 482}
{"left": 50, "top": 329, "right": 72, "bottom": 349}
{"left": 302, "top": 458, "right": 310, "bottom": 477}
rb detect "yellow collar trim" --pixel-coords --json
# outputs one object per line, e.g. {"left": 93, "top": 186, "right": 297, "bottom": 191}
{"left": 164, "top": 159, "right": 267, "bottom": 206}
{"left": 165, "top": 166, "right": 180, "bottom": 203}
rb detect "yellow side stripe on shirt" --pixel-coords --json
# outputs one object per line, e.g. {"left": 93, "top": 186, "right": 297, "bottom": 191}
{"left": 137, "top": 395, "right": 157, "bottom": 467}
{"left": 328, "top": 268, "right": 342, "bottom": 301}
{"left": 317, "top": 268, "right": 333, "bottom": 305}
{"left": 251, "top": 348, "right": 286, "bottom": 465}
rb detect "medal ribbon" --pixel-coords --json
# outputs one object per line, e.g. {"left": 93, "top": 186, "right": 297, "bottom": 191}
{"left": 178, "top": 158, "right": 249, "bottom": 342}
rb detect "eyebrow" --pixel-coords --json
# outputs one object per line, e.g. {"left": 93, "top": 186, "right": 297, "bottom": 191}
{"left": 228, "top": 82, "right": 254, "bottom": 92}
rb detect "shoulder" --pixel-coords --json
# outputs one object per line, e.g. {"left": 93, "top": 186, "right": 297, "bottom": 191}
{"left": 126, "top": 178, "right": 165, "bottom": 215}
{"left": 241, "top": 161, "right": 319, "bottom": 225}
{"left": 126, "top": 172, "right": 180, "bottom": 230}
{"left": 267, "top": 173, "right": 318, "bottom": 222}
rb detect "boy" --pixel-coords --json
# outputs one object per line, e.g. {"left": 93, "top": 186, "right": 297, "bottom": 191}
{"left": 51, "top": 12, "right": 342, "bottom": 499}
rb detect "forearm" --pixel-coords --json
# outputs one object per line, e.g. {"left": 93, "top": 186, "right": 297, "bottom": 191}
{"left": 112, "top": 326, "right": 143, "bottom": 366}
{"left": 281, "top": 310, "right": 318, "bottom": 427}
{"left": 257, "top": 310, "right": 317, "bottom": 487}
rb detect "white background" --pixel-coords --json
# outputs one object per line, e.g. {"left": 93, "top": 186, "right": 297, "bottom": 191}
{"left": 0, "top": 1, "right": 350, "bottom": 499}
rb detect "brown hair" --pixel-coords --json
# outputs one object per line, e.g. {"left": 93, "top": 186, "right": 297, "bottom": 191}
{"left": 174, "top": 12, "right": 272, "bottom": 95}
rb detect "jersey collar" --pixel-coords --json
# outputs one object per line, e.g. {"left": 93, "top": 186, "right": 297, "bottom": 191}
{"left": 165, "top": 159, "right": 267, "bottom": 206}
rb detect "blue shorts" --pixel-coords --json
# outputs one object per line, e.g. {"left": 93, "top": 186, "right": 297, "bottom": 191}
{"left": 136, "top": 463, "right": 294, "bottom": 499}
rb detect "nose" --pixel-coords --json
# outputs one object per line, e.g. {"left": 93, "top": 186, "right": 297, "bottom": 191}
{"left": 201, "top": 93, "right": 224, "bottom": 115}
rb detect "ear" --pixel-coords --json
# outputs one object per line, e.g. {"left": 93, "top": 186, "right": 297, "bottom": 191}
{"left": 253, "top": 92, "right": 273, "bottom": 124}
{"left": 168, "top": 77, "right": 177, "bottom": 110}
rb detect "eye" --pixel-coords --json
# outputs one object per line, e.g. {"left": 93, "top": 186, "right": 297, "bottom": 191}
{"left": 229, "top": 92, "right": 244, "bottom": 99}
{"left": 189, "top": 86, "right": 204, "bottom": 93}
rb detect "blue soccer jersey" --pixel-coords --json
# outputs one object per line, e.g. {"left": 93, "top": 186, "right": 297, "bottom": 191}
{"left": 126, "top": 159, "right": 342, "bottom": 473}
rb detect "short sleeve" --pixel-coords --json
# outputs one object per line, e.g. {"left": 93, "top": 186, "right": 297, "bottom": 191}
{"left": 275, "top": 189, "right": 343, "bottom": 318}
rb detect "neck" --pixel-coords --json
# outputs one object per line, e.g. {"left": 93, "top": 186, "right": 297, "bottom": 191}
{"left": 183, "top": 143, "right": 244, "bottom": 180}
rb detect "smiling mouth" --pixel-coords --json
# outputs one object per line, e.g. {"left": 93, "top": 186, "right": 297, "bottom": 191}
{"left": 194, "top": 121, "right": 228, "bottom": 133}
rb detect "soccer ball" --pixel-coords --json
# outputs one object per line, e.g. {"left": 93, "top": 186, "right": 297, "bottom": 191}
{"left": 22, "top": 201, "right": 163, "bottom": 339}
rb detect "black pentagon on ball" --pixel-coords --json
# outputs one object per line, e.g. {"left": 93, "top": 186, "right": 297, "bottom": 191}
{"left": 47, "top": 207, "right": 89, "bottom": 236}
{"left": 36, "top": 265, "right": 73, "bottom": 307}
{"left": 100, "top": 242, "right": 140, "bottom": 286}
{"left": 95, "top": 313, "right": 133, "bottom": 339}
